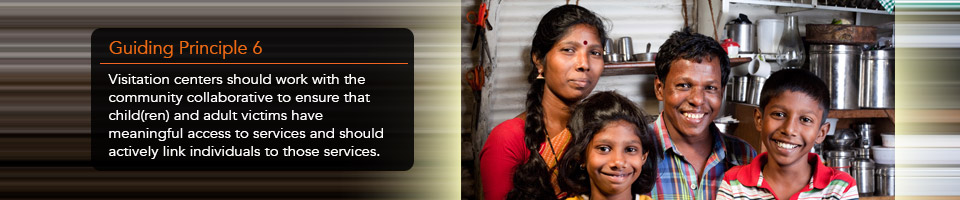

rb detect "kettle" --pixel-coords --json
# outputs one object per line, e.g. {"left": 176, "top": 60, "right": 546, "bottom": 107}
{"left": 725, "top": 14, "right": 756, "bottom": 54}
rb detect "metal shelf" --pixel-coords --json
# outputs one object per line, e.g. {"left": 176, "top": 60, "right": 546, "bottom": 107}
{"left": 724, "top": 0, "right": 894, "bottom": 15}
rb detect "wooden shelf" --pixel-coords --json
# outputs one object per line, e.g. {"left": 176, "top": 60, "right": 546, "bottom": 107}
{"left": 602, "top": 57, "right": 752, "bottom": 76}
{"left": 829, "top": 108, "right": 895, "bottom": 119}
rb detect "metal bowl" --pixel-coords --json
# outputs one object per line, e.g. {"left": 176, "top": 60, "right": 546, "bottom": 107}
{"left": 828, "top": 129, "right": 859, "bottom": 150}
{"left": 634, "top": 52, "right": 657, "bottom": 62}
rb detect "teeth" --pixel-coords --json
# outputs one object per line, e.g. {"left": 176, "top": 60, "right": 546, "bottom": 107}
{"left": 606, "top": 173, "right": 631, "bottom": 177}
{"left": 776, "top": 141, "right": 800, "bottom": 149}
{"left": 683, "top": 113, "right": 704, "bottom": 119}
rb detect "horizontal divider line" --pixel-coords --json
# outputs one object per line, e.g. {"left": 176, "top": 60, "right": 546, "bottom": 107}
{"left": 99, "top": 63, "right": 408, "bottom": 65}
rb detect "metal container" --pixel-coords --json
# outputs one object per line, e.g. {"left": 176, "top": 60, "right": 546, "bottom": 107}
{"left": 726, "top": 22, "right": 756, "bottom": 53}
{"left": 809, "top": 44, "right": 861, "bottom": 110}
{"left": 860, "top": 49, "right": 894, "bottom": 108}
{"left": 829, "top": 129, "right": 859, "bottom": 150}
{"left": 635, "top": 42, "right": 657, "bottom": 62}
{"left": 605, "top": 53, "right": 622, "bottom": 63}
{"left": 852, "top": 157, "right": 875, "bottom": 196}
{"left": 855, "top": 123, "right": 875, "bottom": 149}
{"left": 732, "top": 76, "right": 749, "bottom": 102}
{"left": 746, "top": 76, "right": 766, "bottom": 105}
{"left": 826, "top": 150, "right": 854, "bottom": 174}
{"left": 618, "top": 37, "right": 634, "bottom": 62}
{"left": 855, "top": 147, "right": 871, "bottom": 159}
{"left": 876, "top": 165, "right": 895, "bottom": 196}
{"left": 603, "top": 38, "right": 615, "bottom": 55}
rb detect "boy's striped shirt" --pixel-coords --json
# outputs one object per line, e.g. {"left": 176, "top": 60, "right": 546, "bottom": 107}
{"left": 717, "top": 152, "right": 860, "bottom": 200}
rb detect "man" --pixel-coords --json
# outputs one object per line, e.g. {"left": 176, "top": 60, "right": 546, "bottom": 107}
{"left": 649, "top": 28, "right": 757, "bottom": 200}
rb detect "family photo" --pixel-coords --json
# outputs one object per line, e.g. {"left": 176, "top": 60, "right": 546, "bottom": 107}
{"left": 461, "top": 1, "right": 895, "bottom": 199}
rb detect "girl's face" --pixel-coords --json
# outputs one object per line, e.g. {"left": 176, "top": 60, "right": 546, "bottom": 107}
{"left": 535, "top": 24, "right": 604, "bottom": 103}
{"left": 585, "top": 120, "right": 648, "bottom": 198}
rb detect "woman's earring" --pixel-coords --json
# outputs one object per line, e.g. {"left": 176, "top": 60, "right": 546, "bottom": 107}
{"left": 537, "top": 71, "right": 544, "bottom": 80}
{"left": 579, "top": 164, "right": 585, "bottom": 170}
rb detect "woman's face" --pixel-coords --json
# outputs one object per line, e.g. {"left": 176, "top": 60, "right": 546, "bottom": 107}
{"left": 586, "top": 120, "right": 647, "bottom": 198}
{"left": 536, "top": 24, "right": 605, "bottom": 103}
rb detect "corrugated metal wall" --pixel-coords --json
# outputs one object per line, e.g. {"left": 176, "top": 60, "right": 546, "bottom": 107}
{"left": 470, "top": 0, "right": 690, "bottom": 153}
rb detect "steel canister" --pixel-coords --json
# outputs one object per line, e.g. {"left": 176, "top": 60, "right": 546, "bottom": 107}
{"left": 860, "top": 49, "right": 894, "bottom": 108}
{"left": 876, "top": 165, "right": 895, "bottom": 196}
{"left": 826, "top": 150, "right": 854, "bottom": 174}
{"left": 732, "top": 76, "right": 749, "bottom": 102}
{"left": 809, "top": 44, "right": 861, "bottom": 110}
{"left": 852, "top": 157, "right": 875, "bottom": 196}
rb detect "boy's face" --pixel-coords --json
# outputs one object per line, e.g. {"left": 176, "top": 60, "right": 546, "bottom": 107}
{"left": 754, "top": 91, "right": 829, "bottom": 167}
{"left": 655, "top": 58, "right": 724, "bottom": 139}
{"left": 586, "top": 120, "right": 647, "bottom": 197}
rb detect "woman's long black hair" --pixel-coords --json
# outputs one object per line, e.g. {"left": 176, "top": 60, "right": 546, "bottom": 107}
{"left": 506, "top": 4, "right": 608, "bottom": 200}
{"left": 557, "top": 91, "right": 662, "bottom": 197}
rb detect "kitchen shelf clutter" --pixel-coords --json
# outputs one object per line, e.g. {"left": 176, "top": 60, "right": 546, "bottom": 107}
{"left": 725, "top": 0, "right": 894, "bottom": 15}
{"left": 602, "top": 57, "right": 752, "bottom": 76}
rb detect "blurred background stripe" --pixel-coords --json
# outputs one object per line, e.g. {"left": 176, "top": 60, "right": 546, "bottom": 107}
{"left": 896, "top": 0, "right": 960, "bottom": 197}
{"left": 0, "top": 0, "right": 460, "bottom": 199}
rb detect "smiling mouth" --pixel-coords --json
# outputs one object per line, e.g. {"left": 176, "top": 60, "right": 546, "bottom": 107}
{"left": 600, "top": 171, "right": 633, "bottom": 182}
{"left": 773, "top": 139, "right": 800, "bottom": 149}
{"left": 682, "top": 112, "right": 704, "bottom": 119}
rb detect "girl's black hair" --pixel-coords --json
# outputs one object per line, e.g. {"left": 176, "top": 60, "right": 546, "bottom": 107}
{"left": 557, "top": 91, "right": 662, "bottom": 197}
{"left": 507, "top": 4, "right": 608, "bottom": 200}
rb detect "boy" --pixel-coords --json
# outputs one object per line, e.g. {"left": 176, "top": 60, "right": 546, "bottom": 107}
{"left": 716, "top": 69, "right": 859, "bottom": 200}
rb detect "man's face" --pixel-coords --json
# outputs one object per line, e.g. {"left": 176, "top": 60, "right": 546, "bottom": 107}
{"left": 655, "top": 58, "right": 724, "bottom": 139}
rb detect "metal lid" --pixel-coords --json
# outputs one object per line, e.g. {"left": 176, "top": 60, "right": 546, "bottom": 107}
{"left": 877, "top": 165, "right": 895, "bottom": 176}
{"left": 864, "top": 49, "right": 894, "bottom": 60}
{"left": 826, "top": 150, "right": 855, "bottom": 157}
{"left": 809, "top": 44, "right": 862, "bottom": 53}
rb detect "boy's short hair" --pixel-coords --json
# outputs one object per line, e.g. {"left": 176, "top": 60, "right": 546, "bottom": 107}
{"left": 654, "top": 27, "right": 731, "bottom": 88}
{"left": 758, "top": 69, "right": 831, "bottom": 124}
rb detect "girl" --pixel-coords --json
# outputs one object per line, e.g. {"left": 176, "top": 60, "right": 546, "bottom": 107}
{"left": 559, "top": 91, "right": 661, "bottom": 200}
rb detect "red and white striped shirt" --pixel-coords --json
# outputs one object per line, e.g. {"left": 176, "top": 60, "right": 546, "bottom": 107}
{"left": 717, "top": 152, "right": 860, "bottom": 200}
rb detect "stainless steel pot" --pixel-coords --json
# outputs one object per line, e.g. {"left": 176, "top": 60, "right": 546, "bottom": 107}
{"left": 809, "top": 44, "right": 861, "bottom": 110}
{"left": 860, "top": 49, "right": 894, "bottom": 108}
{"left": 726, "top": 17, "right": 756, "bottom": 53}
{"left": 826, "top": 150, "right": 854, "bottom": 174}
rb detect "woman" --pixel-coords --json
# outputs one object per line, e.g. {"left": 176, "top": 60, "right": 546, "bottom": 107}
{"left": 480, "top": 4, "right": 608, "bottom": 200}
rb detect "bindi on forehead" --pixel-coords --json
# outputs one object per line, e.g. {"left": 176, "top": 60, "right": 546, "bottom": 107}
{"left": 583, "top": 40, "right": 588, "bottom": 45}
